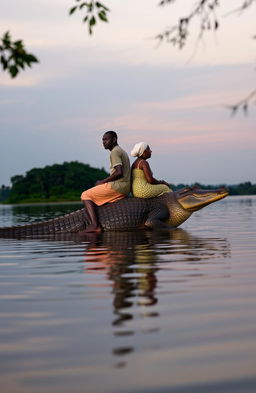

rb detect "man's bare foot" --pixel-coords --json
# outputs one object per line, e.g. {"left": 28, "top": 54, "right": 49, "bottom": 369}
{"left": 79, "top": 225, "right": 102, "bottom": 234}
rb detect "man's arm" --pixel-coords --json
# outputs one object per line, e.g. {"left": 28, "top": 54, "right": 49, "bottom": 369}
{"left": 96, "top": 165, "right": 123, "bottom": 185}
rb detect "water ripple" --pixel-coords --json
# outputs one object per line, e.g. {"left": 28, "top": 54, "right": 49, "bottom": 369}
{"left": 0, "top": 197, "right": 256, "bottom": 393}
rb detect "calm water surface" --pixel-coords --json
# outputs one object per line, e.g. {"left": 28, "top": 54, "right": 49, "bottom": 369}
{"left": 0, "top": 196, "right": 256, "bottom": 393}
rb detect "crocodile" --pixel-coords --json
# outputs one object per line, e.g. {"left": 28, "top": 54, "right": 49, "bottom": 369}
{"left": 0, "top": 187, "right": 228, "bottom": 238}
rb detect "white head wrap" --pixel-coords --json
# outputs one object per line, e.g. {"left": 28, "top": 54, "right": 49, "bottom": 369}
{"left": 131, "top": 142, "right": 148, "bottom": 157}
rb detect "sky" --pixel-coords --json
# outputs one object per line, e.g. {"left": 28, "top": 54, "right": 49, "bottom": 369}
{"left": 0, "top": 0, "right": 256, "bottom": 186}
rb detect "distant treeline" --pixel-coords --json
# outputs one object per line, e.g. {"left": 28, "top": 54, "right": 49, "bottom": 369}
{"left": 1, "top": 161, "right": 108, "bottom": 203}
{"left": 0, "top": 161, "right": 256, "bottom": 203}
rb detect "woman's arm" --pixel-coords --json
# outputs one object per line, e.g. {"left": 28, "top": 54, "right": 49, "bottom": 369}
{"left": 140, "top": 160, "right": 168, "bottom": 185}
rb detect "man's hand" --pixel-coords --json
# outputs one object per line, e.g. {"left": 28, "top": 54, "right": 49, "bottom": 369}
{"left": 96, "top": 179, "right": 106, "bottom": 186}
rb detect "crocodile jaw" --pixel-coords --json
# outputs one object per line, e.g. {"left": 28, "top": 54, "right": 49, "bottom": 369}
{"left": 176, "top": 187, "right": 229, "bottom": 212}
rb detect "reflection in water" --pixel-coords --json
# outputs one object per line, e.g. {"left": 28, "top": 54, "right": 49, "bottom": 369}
{"left": 238, "top": 198, "right": 253, "bottom": 206}
{"left": 10, "top": 203, "right": 82, "bottom": 224}
{"left": 82, "top": 229, "right": 230, "bottom": 368}
{"left": 10, "top": 228, "right": 229, "bottom": 367}
{"left": 1, "top": 198, "right": 256, "bottom": 393}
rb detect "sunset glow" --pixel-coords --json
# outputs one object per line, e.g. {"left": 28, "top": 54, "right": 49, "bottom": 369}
{"left": 0, "top": 0, "right": 255, "bottom": 186}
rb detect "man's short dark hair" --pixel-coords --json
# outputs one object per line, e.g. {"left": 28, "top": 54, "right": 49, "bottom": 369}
{"left": 105, "top": 130, "right": 117, "bottom": 140}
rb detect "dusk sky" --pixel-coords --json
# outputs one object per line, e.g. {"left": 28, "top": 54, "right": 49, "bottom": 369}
{"left": 1, "top": 0, "right": 255, "bottom": 187}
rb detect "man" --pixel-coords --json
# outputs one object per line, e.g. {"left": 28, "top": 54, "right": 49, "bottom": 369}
{"left": 80, "top": 131, "right": 131, "bottom": 233}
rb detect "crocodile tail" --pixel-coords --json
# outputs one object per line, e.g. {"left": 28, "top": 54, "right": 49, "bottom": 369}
{"left": 0, "top": 208, "right": 89, "bottom": 238}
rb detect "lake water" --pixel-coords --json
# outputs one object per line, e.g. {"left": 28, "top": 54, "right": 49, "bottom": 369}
{"left": 0, "top": 196, "right": 256, "bottom": 393}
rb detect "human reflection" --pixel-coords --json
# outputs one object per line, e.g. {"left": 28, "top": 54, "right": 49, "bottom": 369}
{"left": 81, "top": 229, "right": 230, "bottom": 368}
{"left": 83, "top": 230, "right": 159, "bottom": 322}
{"left": 82, "top": 230, "right": 160, "bottom": 368}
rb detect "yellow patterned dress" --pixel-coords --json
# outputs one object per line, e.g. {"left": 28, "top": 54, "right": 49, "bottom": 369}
{"left": 131, "top": 168, "right": 172, "bottom": 198}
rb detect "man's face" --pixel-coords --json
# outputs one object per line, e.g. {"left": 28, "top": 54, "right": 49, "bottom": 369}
{"left": 102, "top": 133, "right": 115, "bottom": 150}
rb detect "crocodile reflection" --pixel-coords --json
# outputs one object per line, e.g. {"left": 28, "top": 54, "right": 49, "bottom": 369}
{"left": 83, "top": 229, "right": 230, "bottom": 366}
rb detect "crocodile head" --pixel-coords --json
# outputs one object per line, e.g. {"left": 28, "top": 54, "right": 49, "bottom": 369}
{"left": 163, "top": 186, "right": 229, "bottom": 227}
{"left": 176, "top": 186, "right": 229, "bottom": 212}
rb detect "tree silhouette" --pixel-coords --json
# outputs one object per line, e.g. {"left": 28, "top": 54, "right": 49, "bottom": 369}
{"left": 0, "top": 31, "right": 38, "bottom": 78}
{"left": 1, "top": 0, "right": 255, "bottom": 112}
{"left": 155, "top": 0, "right": 256, "bottom": 114}
{"left": 69, "top": 1, "right": 110, "bottom": 35}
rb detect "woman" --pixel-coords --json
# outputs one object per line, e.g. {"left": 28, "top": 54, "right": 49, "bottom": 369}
{"left": 131, "top": 142, "right": 172, "bottom": 198}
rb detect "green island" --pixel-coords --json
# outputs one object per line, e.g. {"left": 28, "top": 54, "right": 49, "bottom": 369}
{"left": 0, "top": 161, "right": 256, "bottom": 204}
